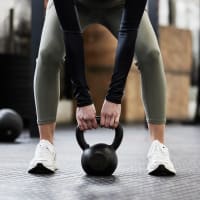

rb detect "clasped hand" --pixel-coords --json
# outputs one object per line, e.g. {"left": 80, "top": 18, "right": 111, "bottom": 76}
{"left": 76, "top": 100, "right": 121, "bottom": 131}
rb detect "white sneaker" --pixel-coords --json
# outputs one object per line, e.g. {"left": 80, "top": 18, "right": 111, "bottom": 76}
{"left": 147, "top": 140, "right": 176, "bottom": 176}
{"left": 28, "top": 140, "right": 57, "bottom": 174}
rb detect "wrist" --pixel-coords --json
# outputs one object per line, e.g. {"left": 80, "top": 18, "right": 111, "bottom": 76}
{"left": 105, "top": 96, "right": 122, "bottom": 104}
{"left": 77, "top": 100, "right": 93, "bottom": 107}
{"left": 73, "top": 88, "right": 93, "bottom": 107}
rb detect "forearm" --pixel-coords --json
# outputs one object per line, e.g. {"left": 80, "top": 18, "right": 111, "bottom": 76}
{"left": 106, "top": 0, "right": 147, "bottom": 103}
{"left": 53, "top": 0, "right": 92, "bottom": 107}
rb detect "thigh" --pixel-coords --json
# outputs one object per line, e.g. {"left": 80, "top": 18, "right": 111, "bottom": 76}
{"left": 101, "top": 6, "right": 123, "bottom": 38}
{"left": 39, "top": 0, "right": 65, "bottom": 60}
{"left": 40, "top": 0, "right": 94, "bottom": 58}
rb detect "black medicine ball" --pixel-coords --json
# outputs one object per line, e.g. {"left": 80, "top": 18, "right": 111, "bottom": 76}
{"left": 0, "top": 109, "right": 23, "bottom": 142}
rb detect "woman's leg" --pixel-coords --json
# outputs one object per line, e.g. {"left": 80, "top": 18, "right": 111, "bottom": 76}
{"left": 28, "top": 0, "right": 95, "bottom": 174}
{"left": 134, "top": 12, "right": 166, "bottom": 144}
{"left": 104, "top": 10, "right": 166, "bottom": 144}
{"left": 28, "top": 0, "right": 66, "bottom": 174}
{"left": 35, "top": 0, "right": 95, "bottom": 143}
{"left": 104, "top": 9, "right": 175, "bottom": 175}
{"left": 34, "top": 0, "right": 65, "bottom": 144}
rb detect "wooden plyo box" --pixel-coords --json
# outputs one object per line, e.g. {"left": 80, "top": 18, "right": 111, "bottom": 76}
{"left": 160, "top": 26, "right": 192, "bottom": 73}
{"left": 166, "top": 72, "right": 190, "bottom": 120}
{"left": 84, "top": 24, "right": 145, "bottom": 122}
{"left": 84, "top": 24, "right": 117, "bottom": 117}
{"left": 86, "top": 67, "right": 113, "bottom": 116}
{"left": 84, "top": 24, "right": 117, "bottom": 67}
{"left": 160, "top": 26, "right": 192, "bottom": 120}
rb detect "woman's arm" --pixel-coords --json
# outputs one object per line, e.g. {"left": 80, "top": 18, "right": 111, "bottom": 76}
{"left": 53, "top": 0, "right": 92, "bottom": 107}
{"left": 101, "top": 0, "right": 147, "bottom": 128}
{"left": 106, "top": 0, "right": 147, "bottom": 103}
{"left": 53, "top": 0, "right": 97, "bottom": 131}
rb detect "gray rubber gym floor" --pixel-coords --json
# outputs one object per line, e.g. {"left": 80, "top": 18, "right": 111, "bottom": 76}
{"left": 0, "top": 124, "right": 200, "bottom": 200}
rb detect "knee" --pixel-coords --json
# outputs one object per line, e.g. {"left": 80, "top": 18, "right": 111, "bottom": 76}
{"left": 138, "top": 47, "right": 163, "bottom": 72}
{"left": 37, "top": 48, "right": 63, "bottom": 70}
{"left": 145, "top": 48, "right": 161, "bottom": 64}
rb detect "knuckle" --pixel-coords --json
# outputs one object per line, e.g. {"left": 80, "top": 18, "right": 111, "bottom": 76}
{"left": 107, "top": 113, "right": 113, "bottom": 117}
{"left": 88, "top": 116, "right": 94, "bottom": 121}
{"left": 114, "top": 112, "right": 118, "bottom": 117}
{"left": 79, "top": 115, "right": 85, "bottom": 120}
{"left": 83, "top": 116, "right": 89, "bottom": 121}
{"left": 101, "top": 112, "right": 106, "bottom": 116}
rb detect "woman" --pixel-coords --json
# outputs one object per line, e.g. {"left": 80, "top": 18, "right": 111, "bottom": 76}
{"left": 28, "top": 0, "right": 176, "bottom": 176}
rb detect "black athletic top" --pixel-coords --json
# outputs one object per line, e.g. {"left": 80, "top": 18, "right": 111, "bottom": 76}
{"left": 53, "top": 0, "right": 147, "bottom": 107}
{"left": 76, "top": 0, "right": 124, "bottom": 8}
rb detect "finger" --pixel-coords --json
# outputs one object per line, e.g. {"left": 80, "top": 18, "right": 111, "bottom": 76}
{"left": 76, "top": 118, "right": 83, "bottom": 131}
{"left": 114, "top": 115, "right": 120, "bottom": 128}
{"left": 80, "top": 119, "right": 88, "bottom": 131}
{"left": 86, "top": 120, "right": 93, "bottom": 130}
{"left": 109, "top": 115, "right": 115, "bottom": 128}
{"left": 100, "top": 113, "right": 106, "bottom": 127}
{"left": 105, "top": 115, "right": 110, "bottom": 128}
{"left": 91, "top": 117, "right": 98, "bottom": 129}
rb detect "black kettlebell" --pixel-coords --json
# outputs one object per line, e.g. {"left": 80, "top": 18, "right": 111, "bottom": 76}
{"left": 76, "top": 116, "right": 123, "bottom": 176}
{"left": 0, "top": 108, "right": 23, "bottom": 142}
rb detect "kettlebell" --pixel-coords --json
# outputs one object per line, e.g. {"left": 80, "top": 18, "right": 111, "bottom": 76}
{"left": 76, "top": 116, "right": 123, "bottom": 176}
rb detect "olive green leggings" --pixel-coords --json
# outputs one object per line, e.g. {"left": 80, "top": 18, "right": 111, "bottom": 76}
{"left": 34, "top": 0, "right": 166, "bottom": 125}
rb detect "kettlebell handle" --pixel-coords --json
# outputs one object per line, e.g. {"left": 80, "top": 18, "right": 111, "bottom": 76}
{"left": 76, "top": 116, "right": 123, "bottom": 150}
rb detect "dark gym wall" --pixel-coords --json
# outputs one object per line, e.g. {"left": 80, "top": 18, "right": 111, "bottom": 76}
{"left": 31, "top": 0, "right": 44, "bottom": 70}
{"left": 31, "top": 0, "right": 45, "bottom": 137}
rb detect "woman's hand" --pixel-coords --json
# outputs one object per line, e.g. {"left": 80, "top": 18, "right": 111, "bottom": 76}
{"left": 76, "top": 104, "right": 98, "bottom": 131}
{"left": 100, "top": 100, "right": 121, "bottom": 128}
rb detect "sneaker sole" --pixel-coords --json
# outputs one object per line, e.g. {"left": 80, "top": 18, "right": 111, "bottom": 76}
{"left": 149, "top": 164, "right": 176, "bottom": 176}
{"left": 28, "top": 163, "right": 55, "bottom": 174}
